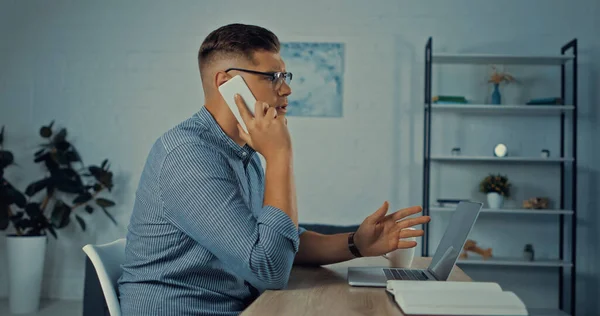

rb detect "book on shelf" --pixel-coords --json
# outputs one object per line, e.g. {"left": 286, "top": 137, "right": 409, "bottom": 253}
{"left": 525, "top": 97, "right": 563, "bottom": 105}
{"left": 433, "top": 95, "right": 468, "bottom": 104}
{"left": 386, "top": 280, "right": 529, "bottom": 315}
{"left": 435, "top": 198, "right": 469, "bottom": 207}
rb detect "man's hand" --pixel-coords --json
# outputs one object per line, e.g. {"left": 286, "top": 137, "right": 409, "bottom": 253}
{"left": 353, "top": 202, "right": 430, "bottom": 257}
{"left": 234, "top": 94, "right": 292, "bottom": 162}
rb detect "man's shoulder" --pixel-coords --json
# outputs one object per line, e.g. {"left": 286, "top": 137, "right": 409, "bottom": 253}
{"left": 160, "top": 121, "right": 228, "bottom": 168}
{"left": 159, "top": 114, "right": 209, "bottom": 152}
{"left": 143, "top": 113, "right": 232, "bottom": 182}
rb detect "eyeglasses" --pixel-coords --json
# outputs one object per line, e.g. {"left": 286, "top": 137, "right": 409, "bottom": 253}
{"left": 225, "top": 68, "right": 293, "bottom": 90}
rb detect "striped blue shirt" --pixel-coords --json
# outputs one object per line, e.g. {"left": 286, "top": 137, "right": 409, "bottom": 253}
{"left": 118, "top": 106, "right": 305, "bottom": 315}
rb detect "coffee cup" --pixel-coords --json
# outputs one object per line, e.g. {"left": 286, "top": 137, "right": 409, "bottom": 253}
{"left": 382, "top": 227, "right": 417, "bottom": 268}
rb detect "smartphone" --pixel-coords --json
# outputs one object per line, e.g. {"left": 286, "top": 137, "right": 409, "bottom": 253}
{"left": 218, "top": 75, "right": 257, "bottom": 134}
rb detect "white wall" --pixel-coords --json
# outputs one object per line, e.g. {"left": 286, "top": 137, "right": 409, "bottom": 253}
{"left": 0, "top": 0, "right": 598, "bottom": 314}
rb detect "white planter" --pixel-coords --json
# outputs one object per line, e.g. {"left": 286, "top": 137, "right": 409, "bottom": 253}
{"left": 6, "top": 235, "right": 48, "bottom": 314}
{"left": 487, "top": 192, "right": 504, "bottom": 209}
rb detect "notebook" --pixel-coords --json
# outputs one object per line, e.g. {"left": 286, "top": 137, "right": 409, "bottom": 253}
{"left": 386, "top": 280, "right": 528, "bottom": 316}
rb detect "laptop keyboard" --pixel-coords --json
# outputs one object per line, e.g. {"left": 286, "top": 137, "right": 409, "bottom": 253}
{"left": 383, "top": 268, "right": 429, "bottom": 281}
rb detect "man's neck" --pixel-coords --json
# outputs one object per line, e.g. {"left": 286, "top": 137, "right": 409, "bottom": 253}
{"left": 204, "top": 98, "right": 247, "bottom": 147}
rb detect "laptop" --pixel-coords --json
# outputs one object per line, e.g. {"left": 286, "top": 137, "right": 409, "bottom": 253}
{"left": 347, "top": 201, "right": 483, "bottom": 287}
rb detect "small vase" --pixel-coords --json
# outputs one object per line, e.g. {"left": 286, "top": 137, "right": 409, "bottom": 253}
{"left": 523, "top": 244, "right": 535, "bottom": 261}
{"left": 491, "top": 83, "right": 501, "bottom": 105}
{"left": 487, "top": 192, "right": 504, "bottom": 209}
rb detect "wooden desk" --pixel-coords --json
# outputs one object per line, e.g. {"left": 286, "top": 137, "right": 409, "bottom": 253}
{"left": 241, "top": 257, "right": 471, "bottom": 316}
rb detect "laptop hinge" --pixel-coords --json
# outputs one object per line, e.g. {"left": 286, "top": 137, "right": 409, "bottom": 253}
{"left": 426, "top": 267, "right": 441, "bottom": 280}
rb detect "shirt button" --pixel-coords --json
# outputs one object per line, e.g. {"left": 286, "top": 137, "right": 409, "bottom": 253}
{"left": 242, "top": 152, "right": 247, "bottom": 156}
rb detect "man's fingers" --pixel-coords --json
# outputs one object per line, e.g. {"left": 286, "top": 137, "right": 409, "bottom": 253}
{"left": 390, "top": 205, "right": 423, "bottom": 222}
{"left": 398, "top": 228, "right": 425, "bottom": 239}
{"left": 254, "top": 101, "right": 268, "bottom": 120}
{"left": 265, "top": 106, "right": 278, "bottom": 120}
{"left": 234, "top": 94, "right": 254, "bottom": 124}
{"left": 369, "top": 201, "right": 389, "bottom": 223}
{"left": 396, "top": 215, "right": 431, "bottom": 229}
{"left": 397, "top": 240, "right": 418, "bottom": 249}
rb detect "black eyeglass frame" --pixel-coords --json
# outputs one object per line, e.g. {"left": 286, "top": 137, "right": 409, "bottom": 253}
{"left": 224, "top": 68, "right": 293, "bottom": 86}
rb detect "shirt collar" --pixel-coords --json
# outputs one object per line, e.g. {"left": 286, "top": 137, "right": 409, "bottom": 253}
{"left": 196, "top": 106, "right": 256, "bottom": 161}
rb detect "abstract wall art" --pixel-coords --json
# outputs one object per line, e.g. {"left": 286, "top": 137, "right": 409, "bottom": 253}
{"left": 280, "top": 42, "right": 345, "bottom": 117}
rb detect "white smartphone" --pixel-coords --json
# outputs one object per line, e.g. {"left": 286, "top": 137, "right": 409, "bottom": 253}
{"left": 218, "top": 75, "right": 257, "bottom": 134}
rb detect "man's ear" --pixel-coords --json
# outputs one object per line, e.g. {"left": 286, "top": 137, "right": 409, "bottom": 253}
{"left": 215, "top": 71, "right": 232, "bottom": 89}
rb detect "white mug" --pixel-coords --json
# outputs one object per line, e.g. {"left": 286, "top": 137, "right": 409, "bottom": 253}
{"left": 382, "top": 227, "right": 417, "bottom": 268}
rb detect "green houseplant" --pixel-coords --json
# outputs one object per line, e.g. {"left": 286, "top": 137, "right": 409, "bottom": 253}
{"left": 479, "top": 173, "right": 511, "bottom": 209}
{"left": 0, "top": 123, "right": 117, "bottom": 314}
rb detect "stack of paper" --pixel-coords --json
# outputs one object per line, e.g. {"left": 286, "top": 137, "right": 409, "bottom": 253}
{"left": 386, "top": 280, "right": 528, "bottom": 316}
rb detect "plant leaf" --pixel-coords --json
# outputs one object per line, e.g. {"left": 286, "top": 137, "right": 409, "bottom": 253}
{"left": 51, "top": 168, "right": 84, "bottom": 194}
{"left": 34, "top": 148, "right": 46, "bottom": 156}
{"left": 100, "top": 206, "right": 117, "bottom": 225}
{"left": 53, "top": 128, "right": 67, "bottom": 144}
{"left": 43, "top": 154, "right": 59, "bottom": 171}
{"left": 25, "top": 178, "right": 50, "bottom": 197}
{"left": 0, "top": 125, "right": 4, "bottom": 146}
{"left": 46, "top": 184, "right": 55, "bottom": 196}
{"left": 85, "top": 205, "right": 94, "bottom": 214}
{"left": 66, "top": 150, "right": 81, "bottom": 162}
{"left": 3, "top": 180, "right": 26, "bottom": 208}
{"left": 99, "top": 172, "right": 113, "bottom": 192}
{"left": 39, "top": 126, "right": 52, "bottom": 138}
{"left": 88, "top": 166, "right": 103, "bottom": 177}
{"left": 46, "top": 224, "right": 57, "bottom": 238}
{"left": 73, "top": 192, "right": 92, "bottom": 205}
{"left": 55, "top": 141, "right": 70, "bottom": 152}
{"left": 34, "top": 152, "right": 49, "bottom": 163}
{"left": 0, "top": 150, "right": 14, "bottom": 168}
{"left": 0, "top": 204, "right": 9, "bottom": 230}
{"left": 50, "top": 200, "right": 71, "bottom": 229}
{"left": 25, "top": 203, "right": 42, "bottom": 219}
{"left": 101, "top": 159, "right": 108, "bottom": 169}
{"left": 75, "top": 215, "right": 86, "bottom": 231}
{"left": 93, "top": 183, "right": 103, "bottom": 192}
{"left": 96, "top": 198, "right": 115, "bottom": 208}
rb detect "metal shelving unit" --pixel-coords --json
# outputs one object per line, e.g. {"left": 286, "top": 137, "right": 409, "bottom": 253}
{"left": 430, "top": 156, "right": 574, "bottom": 163}
{"left": 422, "top": 37, "right": 578, "bottom": 315}
{"left": 430, "top": 206, "right": 574, "bottom": 216}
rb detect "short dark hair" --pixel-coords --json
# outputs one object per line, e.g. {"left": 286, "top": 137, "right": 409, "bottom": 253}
{"left": 198, "top": 23, "right": 280, "bottom": 75}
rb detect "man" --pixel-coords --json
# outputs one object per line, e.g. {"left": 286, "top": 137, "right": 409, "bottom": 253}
{"left": 118, "top": 23, "right": 430, "bottom": 315}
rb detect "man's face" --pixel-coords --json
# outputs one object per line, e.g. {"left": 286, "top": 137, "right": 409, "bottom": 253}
{"left": 223, "top": 50, "right": 292, "bottom": 116}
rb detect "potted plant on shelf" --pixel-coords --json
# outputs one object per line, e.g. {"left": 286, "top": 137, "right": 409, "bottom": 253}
{"left": 488, "top": 65, "right": 515, "bottom": 105}
{"left": 0, "top": 123, "right": 117, "bottom": 314}
{"left": 479, "top": 173, "right": 511, "bottom": 209}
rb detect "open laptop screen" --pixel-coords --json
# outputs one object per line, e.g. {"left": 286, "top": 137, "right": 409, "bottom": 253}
{"left": 427, "top": 201, "right": 482, "bottom": 280}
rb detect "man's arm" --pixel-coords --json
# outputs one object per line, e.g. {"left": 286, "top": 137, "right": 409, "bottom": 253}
{"left": 264, "top": 153, "right": 297, "bottom": 227}
{"left": 294, "top": 203, "right": 430, "bottom": 266}
{"left": 161, "top": 143, "right": 298, "bottom": 291}
{"left": 294, "top": 230, "right": 356, "bottom": 266}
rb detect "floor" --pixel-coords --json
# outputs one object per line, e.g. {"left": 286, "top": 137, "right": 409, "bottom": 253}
{"left": 0, "top": 299, "right": 82, "bottom": 316}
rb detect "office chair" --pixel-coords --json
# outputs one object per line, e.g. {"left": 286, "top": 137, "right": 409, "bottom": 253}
{"left": 82, "top": 238, "right": 126, "bottom": 316}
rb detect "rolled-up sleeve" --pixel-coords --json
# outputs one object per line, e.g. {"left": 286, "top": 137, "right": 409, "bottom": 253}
{"left": 160, "top": 143, "right": 299, "bottom": 291}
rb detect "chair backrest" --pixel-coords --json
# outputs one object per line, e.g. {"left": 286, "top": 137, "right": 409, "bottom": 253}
{"left": 82, "top": 238, "right": 126, "bottom": 316}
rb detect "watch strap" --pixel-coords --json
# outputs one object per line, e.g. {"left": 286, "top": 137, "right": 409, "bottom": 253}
{"left": 348, "top": 232, "right": 363, "bottom": 258}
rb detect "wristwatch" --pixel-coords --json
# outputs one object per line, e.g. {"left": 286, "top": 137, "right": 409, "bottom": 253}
{"left": 348, "top": 232, "right": 363, "bottom": 258}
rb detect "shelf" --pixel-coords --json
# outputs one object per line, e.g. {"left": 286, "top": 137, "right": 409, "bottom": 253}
{"left": 432, "top": 53, "right": 574, "bottom": 65}
{"left": 430, "top": 156, "right": 574, "bottom": 163}
{"left": 430, "top": 206, "right": 574, "bottom": 215}
{"left": 427, "top": 104, "right": 574, "bottom": 113}
{"left": 456, "top": 257, "right": 573, "bottom": 268}
{"left": 528, "top": 308, "right": 570, "bottom": 316}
